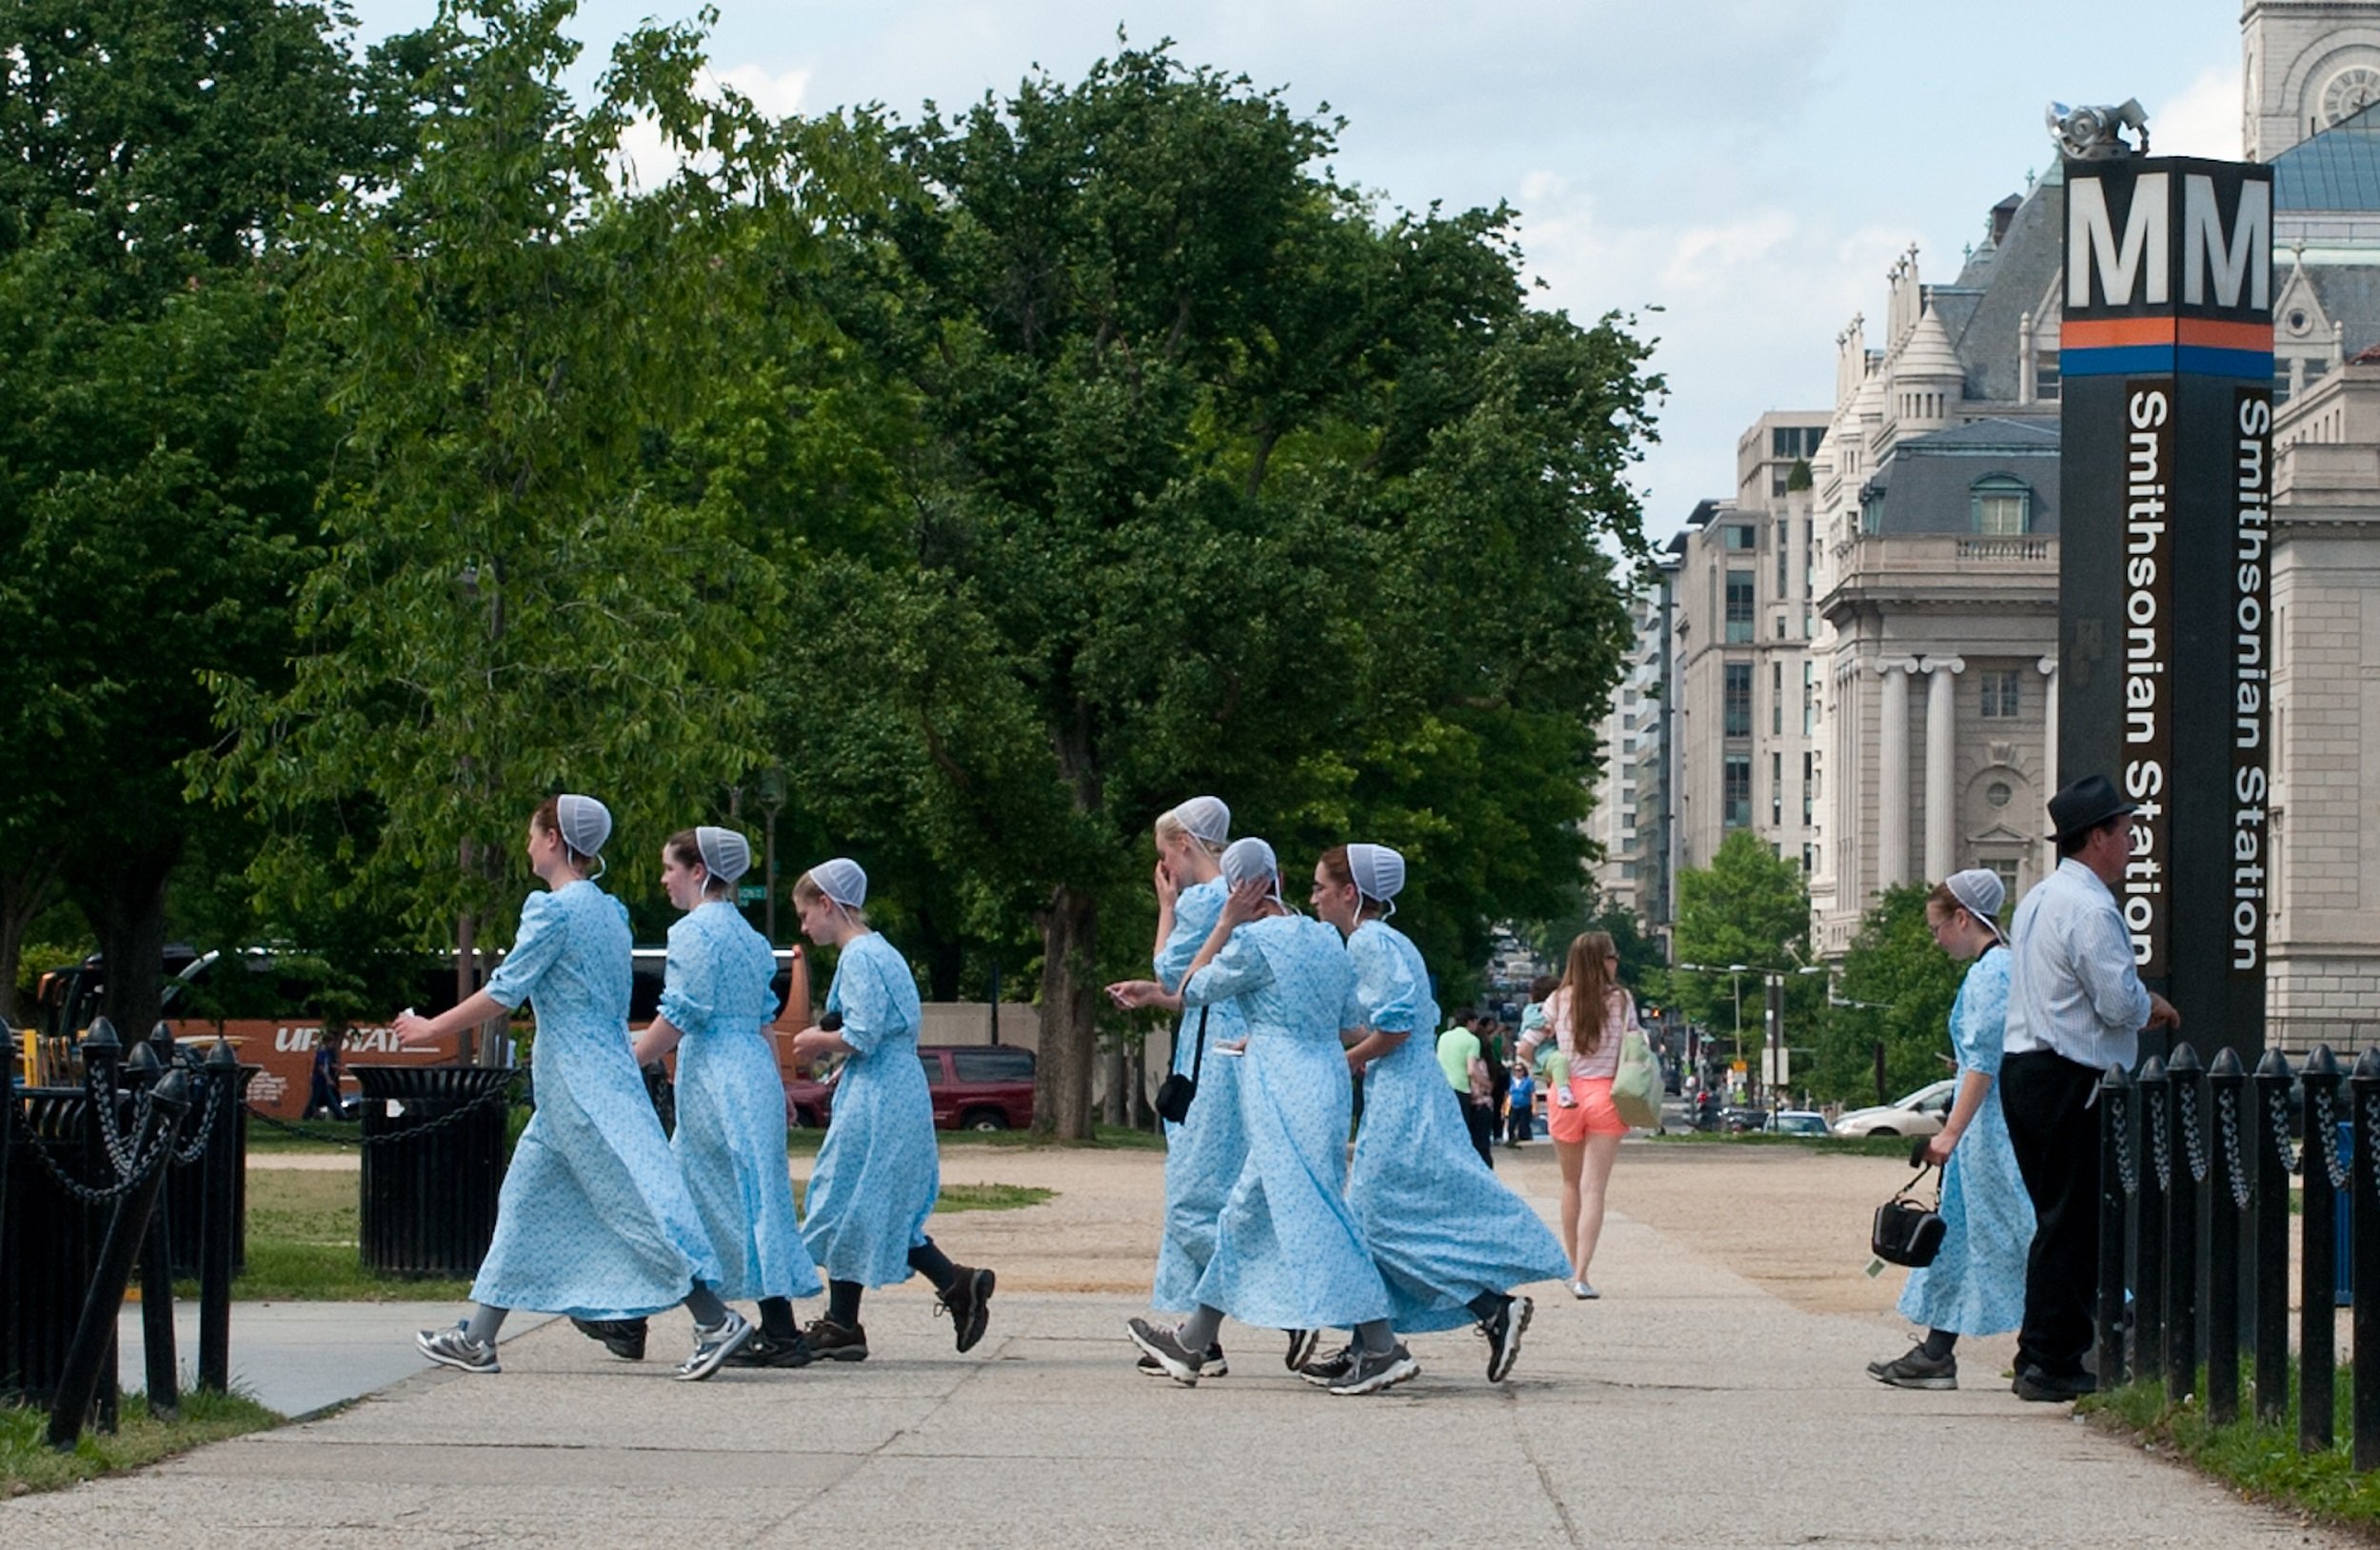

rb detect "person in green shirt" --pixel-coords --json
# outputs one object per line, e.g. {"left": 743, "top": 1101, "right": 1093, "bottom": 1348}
{"left": 1435, "top": 1010, "right": 1494, "bottom": 1166}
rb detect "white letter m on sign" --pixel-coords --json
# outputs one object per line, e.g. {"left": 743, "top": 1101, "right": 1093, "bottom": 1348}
{"left": 2070, "top": 172, "right": 2170, "bottom": 308}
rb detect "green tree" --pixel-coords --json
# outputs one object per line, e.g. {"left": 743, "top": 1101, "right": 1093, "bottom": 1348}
{"left": 0, "top": 0, "right": 391, "bottom": 1035}
{"left": 1806, "top": 883, "right": 1966, "bottom": 1105}
{"left": 198, "top": 1, "right": 830, "bottom": 993}
{"left": 787, "top": 45, "right": 1657, "bottom": 1135}
{"left": 1669, "top": 830, "right": 1818, "bottom": 1069}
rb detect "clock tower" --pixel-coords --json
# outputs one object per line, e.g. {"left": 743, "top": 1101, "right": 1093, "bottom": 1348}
{"left": 2245, "top": 1, "right": 2380, "bottom": 161}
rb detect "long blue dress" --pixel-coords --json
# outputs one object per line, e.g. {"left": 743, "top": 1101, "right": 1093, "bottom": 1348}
{"left": 662, "top": 902, "right": 820, "bottom": 1303}
{"left": 1344, "top": 922, "right": 1570, "bottom": 1331}
{"left": 472, "top": 881, "right": 723, "bottom": 1319}
{"left": 1898, "top": 945, "right": 2033, "bottom": 1334}
{"left": 799, "top": 932, "right": 938, "bottom": 1287}
{"left": 1183, "top": 914, "right": 1391, "bottom": 1331}
{"left": 1151, "top": 879, "right": 1251, "bottom": 1311}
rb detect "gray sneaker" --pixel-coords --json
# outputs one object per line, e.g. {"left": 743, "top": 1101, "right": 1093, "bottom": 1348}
{"left": 1328, "top": 1341, "right": 1419, "bottom": 1396}
{"left": 1872, "top": 1345, "right": 1956, "bottom": 1391}
{"left": 674, "top": 1311, "right": 753, "bottom": 1381}
{"left": 1125, "top": 1317, "right": 1204, "bottom": 1386}
{"left": 417, "top": 1324, "right": 499, "bottom": 1375}
{"left": 1298, "top": 1343, "right": 1358, "bottom": 1388}
{"left": 1139, "top": 1343, "right": 1225, "bottom": 1377}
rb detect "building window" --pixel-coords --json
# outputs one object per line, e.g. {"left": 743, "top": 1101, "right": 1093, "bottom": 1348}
{"left": 1775, "top": 522, "right": 1790, "bottom": 594}
{"left": 1801, "top": 843, "right": 1815, "bottom": 873}
{"left": 1724, "top": 756, "right": 1752, "bottom": 827}
{"left": 1972, "top": 475, "right": 2032, "bottom": 535}
{"left": 1725, "top": 572, "right": 1755, "bottom": 643}
{"left": 1986, "top": 780, "right": 2013, "bottom": 807}
{"left": 1723, "top": 523, "right": 1756, "bottom": 550}
{"left": 1803, "top": 751, "right": 1815, "bottom": 823}
{"left": 1979, "top": 668, "right": 2020, "bottom": 718}
{"left": 1771, "top": 751, "right": 1783, "bottom": 826}
{"left": 1803, "top": 662, "right": 1817, "bottom": 734}
{"left": 2035, "top": 352, "right": 2060, "bottom": 402}
{"left": 1775, "top": 614, "right": 1787, "bottom": 640}
{"left": 1772, "top": 427, "right": 1795, "bottom": 458}
{"left": 1772, "top": 662, "right": 1784, "bottom": 733}
{"left": 1985, "top": 857, "right": 2020, "bottom": 906}
{"left": 1860, "top": 488, "right": 1884, "bottom": 534}
{"left": 1771, "top": 471, "right": 1788, "bottom": 498}
{"left": 1724, "top": 663, "right": 1753, "bottom": 737}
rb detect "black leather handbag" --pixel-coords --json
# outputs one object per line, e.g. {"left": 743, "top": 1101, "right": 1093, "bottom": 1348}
{"left": 1872, "top": 1159, "right": 1948, "bottom": 1268}
{"left": 1154, "top": 1008, "right": 1210, "bottom": 1124}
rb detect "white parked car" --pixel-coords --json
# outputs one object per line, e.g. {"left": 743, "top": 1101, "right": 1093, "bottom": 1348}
{"left": 1832, "top": 1079, "right": 1958, "bottom": 1139}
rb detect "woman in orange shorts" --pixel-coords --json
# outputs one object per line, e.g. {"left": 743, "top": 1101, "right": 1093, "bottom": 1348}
{"left": 1517, "top": 931, "right": 1639, "bottom": 1299}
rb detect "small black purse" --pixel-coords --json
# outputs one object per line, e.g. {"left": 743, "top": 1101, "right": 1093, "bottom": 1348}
{"left": 1154, "top": 1007, "right": 1210, "bottom": 1124}
{"left": 1872, "top": 1153, "right": 1947, "bottom": 1268}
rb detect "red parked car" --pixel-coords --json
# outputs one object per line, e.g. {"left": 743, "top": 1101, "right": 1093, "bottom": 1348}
{"left": 785, "top": 1045, "right": 1036, "bottom": 1132}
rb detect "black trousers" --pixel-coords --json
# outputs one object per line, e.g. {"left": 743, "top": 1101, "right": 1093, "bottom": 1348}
{"left": 1999, "top": 1050, "right": 2103, "bottom": 1380}
{"left": 1463, "top": 1100, "right": 1497, "bottom": 1169}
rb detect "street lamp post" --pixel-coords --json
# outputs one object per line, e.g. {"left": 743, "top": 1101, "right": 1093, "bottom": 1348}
{"left": 1675, "top": 962, "right": 1829, "bottom": 1109}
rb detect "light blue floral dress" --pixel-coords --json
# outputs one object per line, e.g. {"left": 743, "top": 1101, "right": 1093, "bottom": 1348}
{"left": 1898, "top": 945, "right": 2034, "bottom": 1334}
{"left": 799, "top": 932, "right": 938, "bottom": 1286}
{"left": 472, "top": 881, "right": 723, "bottom": 1319}
{"left": 662, "top": 902, "right": 820, "bottom": 1303}
{"left": 1183, "top": 914, "right": 1391, "bottom": 1331}
{"left": 1345, "top": 922, "right": 1570, "bottom": 1331}
{"left": 1151, "top": 878, "right": 1252, "bottom": 1311}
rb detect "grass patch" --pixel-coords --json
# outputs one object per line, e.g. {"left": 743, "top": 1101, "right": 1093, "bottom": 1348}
{"left": 783, "top": 1123, "right": 1165, "bottom": 1156}
{"left": 173, "top": 1169, "right": 473, "bottom": 1302}
{"left": 2, "top": 1387, "right": 282, "bottom": 1497}
{"left": 934, "top": 1183, "right": 1053, "bottom": 1212}
{"left": 1642, "top": 1129, "right": 1921, "bottom": 1159}
{"left": 2086, "top": 1367, "right": 2380, "bottom": 1530}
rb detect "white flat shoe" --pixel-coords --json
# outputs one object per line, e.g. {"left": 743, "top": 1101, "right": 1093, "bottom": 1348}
{"left": 1569, "top": 1280, "right": 1599, "bottom": 1300}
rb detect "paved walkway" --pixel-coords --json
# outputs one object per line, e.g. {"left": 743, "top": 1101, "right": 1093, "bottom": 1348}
{"left": 113, "top": 1302, "right": 553, "bottom": 1420}
{"left": 10, "top": 1171, "right": 2364, "bottom": 1546}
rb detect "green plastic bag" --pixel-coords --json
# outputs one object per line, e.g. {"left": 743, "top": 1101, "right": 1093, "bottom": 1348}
{"left": 1610, "top": 1028, "right": 1662, "bottom": 1130}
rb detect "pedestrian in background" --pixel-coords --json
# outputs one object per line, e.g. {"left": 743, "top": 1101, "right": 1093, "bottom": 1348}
{"left": 1505, "top": 1061, "right": 1535, "bottom": 1145}
{"left": 1868, "top": 869, "right": 2033, "bottom": 1391}
{"left": 1999, "top": 775, "right": 2179, "bottom": 1402}
{"left": 1438, "top": 1006, "right": 1497, "bottom": 1167}
{"left": 1518, "top": 931, "right": 1638, "bottom": 1300}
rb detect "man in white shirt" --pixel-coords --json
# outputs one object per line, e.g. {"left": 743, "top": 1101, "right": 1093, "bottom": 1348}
{"left": 1999, "top": 773, "right": 2180, "bottom": 1402}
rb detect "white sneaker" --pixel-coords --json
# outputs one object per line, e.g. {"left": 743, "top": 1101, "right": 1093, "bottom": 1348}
{"left": 1569, "top": 1280, "right": 1598, "bottom": 1301}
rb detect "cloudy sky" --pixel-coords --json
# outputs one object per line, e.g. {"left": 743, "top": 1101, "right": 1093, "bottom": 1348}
{"left": 342, "top": 0, "right": 2242, "bottom": 542}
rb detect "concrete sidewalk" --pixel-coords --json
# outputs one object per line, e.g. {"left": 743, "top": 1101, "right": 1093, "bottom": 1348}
{"left": 113, "top": 1302, "right": 554, "bottom": 1419}
{"left": 10, "top": 1200, "right": 2360, "bottom": 1547}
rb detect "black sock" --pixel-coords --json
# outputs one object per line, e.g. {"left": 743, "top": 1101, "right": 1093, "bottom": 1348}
{"left": 906, "top": 1237, "right": 959, "bottom": 1292}
{"left": 1467, "top": 1291, "right": 1512, "bottom": 1322}
{"left": 759, "top": 1297, "right": 799, "bottom": 1341}
{"left": 828, "top": 1280, "right": 863, "bottom": 1327}
{"left": 1921, "top": 1328, "right": 1958, "bottom": 1361}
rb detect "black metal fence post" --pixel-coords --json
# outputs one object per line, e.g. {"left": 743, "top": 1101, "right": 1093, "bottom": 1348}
{"left": 2353, "top": 1049, "right": 2380, "bottom": 1468}
{"left": 197, "top": 1041, "right": 241, "bottom": 1394}
{"left": 2166, "top": 1043, "right": 2205, "bottom": 1405}
{"left": 137, "top": 1026, "right": 179, "bottom": 1420}
{"left": 2304, "top": 1044, "right": 2344, "bottom": 1453}
{"left": 2136, "top": 1054, "right": 2170, "bottom": 1388}
{"left": 46, "top": 1065, "right": 190, "bottom": 1449}
{"left": 2208, "top": 1047, "right": 2247, "bottom": 1424}
{"left": 2253, "top": 1048, "right": 2294, "bottom": 1426}
{"left": 2098, "top": 1064, "right": 2133, "bottom": 1389}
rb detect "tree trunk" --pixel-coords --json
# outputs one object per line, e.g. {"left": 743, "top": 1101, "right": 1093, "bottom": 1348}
{"left": 0, "top": 845, "right": 65, "bottom": 1023}
{"left": 1100, "top": 1045, "right": 1126, "bottom": 1127}
{"left": 74, "top": 842, "right": 180, "bottom": 1044}
{"left": 1032, "top": 883, "right": 1098, "bottom": 1140}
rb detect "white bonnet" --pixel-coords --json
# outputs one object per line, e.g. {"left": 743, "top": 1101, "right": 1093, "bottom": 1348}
{"left": 1942, "top": 867, "right": 2006, "bottom": 942}
{"left": 1346, "top": 843, "right": 1406, "bottom": 910}
{"left": 1169, "top": 795, "right": 1231, "bottom": 847}
{"left": 1219, "top": 837, "right": 1282, "bottom": 905}
{"left": 695, "top": 826, "right": 751, "bottom": 885}
{"left": 810, "top": 857, "right": 868, "bottom": 908}
{"left": 555, "top": 794, "right": 611, "bottom": 858}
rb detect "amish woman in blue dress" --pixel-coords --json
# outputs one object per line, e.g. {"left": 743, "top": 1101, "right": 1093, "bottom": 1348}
{"left": 1138, "top": 796, "right": 1253, "bottom": 1376}
{"left": 786, "top": 858, "right": 996, "bottom": 1361}
{"left": 624, "top": 826, "right": 822, "bottom": 1368}
{"left": 394, "top": 795, "right": 752, "bottom": 1381}
{"left": 1302, "top": 844, "right": 1570, "bottom": 1387}
{"left": 1867, "top": 867, "right": 2034, "bottom": 1390}
{"left": 1109, "top": 838, "right": 1409, "bottom": 1396}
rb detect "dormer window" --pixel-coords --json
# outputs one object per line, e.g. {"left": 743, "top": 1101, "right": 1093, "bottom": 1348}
{"left": 1971, "top": 475, "right": 2032, "bottom": 536}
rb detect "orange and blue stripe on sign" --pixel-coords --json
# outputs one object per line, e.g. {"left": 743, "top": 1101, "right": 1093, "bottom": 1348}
{"left": 2061, "top": 316, "right": 2273, "bottom": 379}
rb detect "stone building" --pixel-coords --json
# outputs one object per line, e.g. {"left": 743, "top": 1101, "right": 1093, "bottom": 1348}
{"left": 1586, "top": 580, "right": 1675, "bottom": 926}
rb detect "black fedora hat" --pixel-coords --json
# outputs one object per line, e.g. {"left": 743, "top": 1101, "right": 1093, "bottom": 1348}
{"left": 2046, "top": 772, "right": 2138, "bottom": 843}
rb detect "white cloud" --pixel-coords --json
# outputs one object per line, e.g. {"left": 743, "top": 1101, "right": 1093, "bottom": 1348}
{"left": 610, "top": 63, "right": 812, "bottom": 192}
{"left": 2154, "top": 65, "right": 2243, "bottom": 160}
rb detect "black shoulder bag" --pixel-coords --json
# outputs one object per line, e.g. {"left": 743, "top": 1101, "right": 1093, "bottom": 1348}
{"left": 1154, "top": 1007, "right": 1210, "bottom": 1124}
{"left": 1871, "top": 1144, "right": 1947, "bottom": 1268}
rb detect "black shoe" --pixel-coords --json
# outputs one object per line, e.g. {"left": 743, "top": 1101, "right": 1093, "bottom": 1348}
{"left": 1284, "top": 1327, "right": 1321, "bottom": 1371}
{"left": 569, "top": 1317, "right": 648, "bottom": 1361}
{"left": 1299, "top": 1343, "right": 1358, "bottom": 1388}
{"left": 804, "top": 1317, "right": 870, "bottom": 1362}
{"left": 1482, "top": 1295, "right": 1534, "bottom": 1383}
{"left": 725, "top": 1330, "right": 817, "bottom": 1368}
{"left": 938, "top": 1265, "right": 995, "bottom": 1354}
{"left": 1872, "top": 1346, "right": 1956, "bottom": 1390}
{"left": 1139, "top": 1343, "right": 1226, "bottom": 1377}
{"left": 1328, "top": 1342, "right": 1419, "bottom": 1396}
{"left": 2013, "top": 1366, "right": 2096, "bottom": 1402}
{"left": 1126, "top": 1317, "right": 1204, "bottom": 1385}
